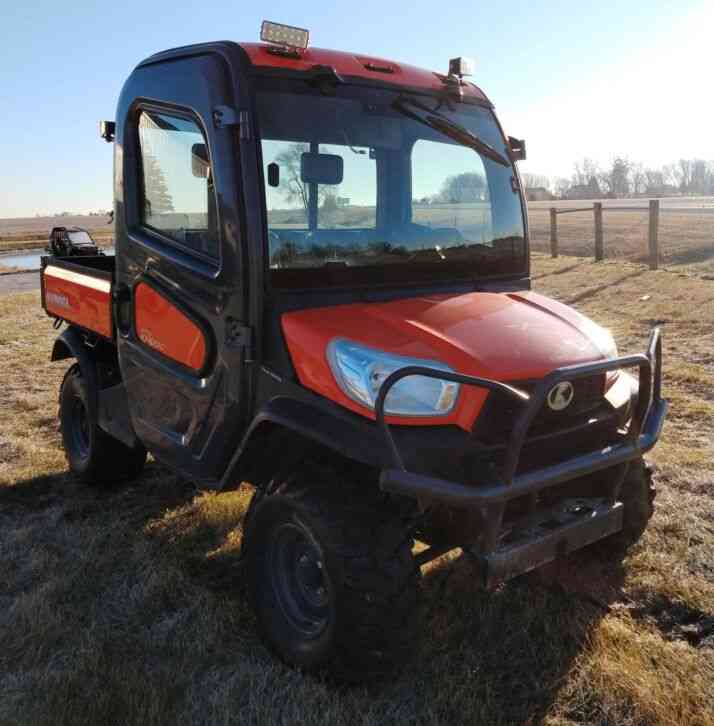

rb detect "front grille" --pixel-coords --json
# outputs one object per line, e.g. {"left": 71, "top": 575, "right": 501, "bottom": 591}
{"left": 471, "top": 374, "right": 607, "bottom": 445}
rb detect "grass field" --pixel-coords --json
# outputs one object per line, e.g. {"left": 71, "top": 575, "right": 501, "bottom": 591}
{"left": 528, "top": 201, "right": 714, "bottom": 275}
{"left": 2, "top": 202, "right": 712, "bottom": 274}
{"left": 0, "top": 215, "right": 113, "bottom": 254}
{"left": 1, "top": 255, "right": 713, "bottom": 725}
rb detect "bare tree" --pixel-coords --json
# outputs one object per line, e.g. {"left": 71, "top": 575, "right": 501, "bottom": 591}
{"left": 704, "top": 161, "right": 714, "bottom": 194}
{"left": 572, "top": 158, "right": 600, "bottom": 187}
{"left": 598, "top": 157, "right": 632, "bottom": 197}
{"left": 631, "top": 162, "right": 647, "bottom": 195}
{"left": 678, "top": 159, "right": 693, "bottom": 192}
{"left": 142, "top": 152, "right": 175, "bottom": 215}
{"left": 691, "top": 159, "right": 708, "bottom": 194}
{"left": 438, "top": 172, "right": 487, "bottom": 203}
{"left": 520, "top": 173, "right": 550, "bottom": 189}
{"left": 645, "top": 168, "right": 664, "bottom": 191}
{"left": 663, "top": 163, "right": 682, "bottom": 189}
{"left": 275, "top": 143, "right": 338, "bottom": 213}
{"left": 554, "top": 177, "right": 571, "bottom": 198}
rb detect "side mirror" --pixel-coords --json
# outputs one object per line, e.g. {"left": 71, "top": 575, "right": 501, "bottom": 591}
{"left": 508, "top": 137, "right": 526, "bottom": 161}
{"left": 301, "top": 152, "right": 343, "bottom": 185}
{"left": 191, "top": 143, "right": 210, "bottom": 178}
{"left": 267, "top": 162, "right": 280, "bottom": 187}
{"left": 99, "top": 120, "right": 115, "bottom": 143}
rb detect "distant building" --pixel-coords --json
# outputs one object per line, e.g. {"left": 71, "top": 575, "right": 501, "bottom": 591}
{"left": 525, "top": 187, "right": 553, "bottom": 202}
{"left": 566, "top": 177, "right": 601, "bottom": 200}
{"left": 645, "top": 184, "right": 679, "bottom": 197}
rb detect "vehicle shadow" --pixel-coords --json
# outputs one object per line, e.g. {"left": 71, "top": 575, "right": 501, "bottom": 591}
{"left": 566, "top": 268, "right": 648, "bottom": 304}
{"left": 145, "top": 478, "right": 625, "bottom": 721}
{"left": 410, "top": 545, "right": 626, "bottom": 722}
{"left": 1, "top": 468, "right": 626, "bottom": 722}
{"left": 531, "top": 260, "right": 589, "bottom": 280}
{"left": 649, "top": 243, "right": 714, "bottom": 268}
{"left": 0, "top": 463, "right": 202, "bottom": 551}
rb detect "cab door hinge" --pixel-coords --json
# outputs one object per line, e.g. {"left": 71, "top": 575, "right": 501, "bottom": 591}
{"left": 213, "top": 107, "right": 251, "bottom": 139}
{"left": 212, "top": 105, "right": 239, "bottom": 129}
{"left": 238, "top": 110, "right": 251, "bottom": 139}
{"left": 225, "top": 317, "right": 254, "bottom": 362}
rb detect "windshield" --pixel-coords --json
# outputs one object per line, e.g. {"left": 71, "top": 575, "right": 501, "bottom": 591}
{"left": 256, "top": 81, "right": 526, "bottom": 288}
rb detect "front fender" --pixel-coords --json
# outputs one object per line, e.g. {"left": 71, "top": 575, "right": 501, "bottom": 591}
{"left": 218, "top": 396, "right": 391, "bottom": 491}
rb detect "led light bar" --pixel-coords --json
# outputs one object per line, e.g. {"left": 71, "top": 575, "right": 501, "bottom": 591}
{"left": 448, "top": 57, "right": 475, "bottom": 78}
{"left": 260, "top": 20, "right": 309, "bottom": 50}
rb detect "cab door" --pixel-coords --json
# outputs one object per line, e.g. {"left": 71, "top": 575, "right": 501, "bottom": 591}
{"left": 113, "top": 51, "right": 249, "bottom": 485}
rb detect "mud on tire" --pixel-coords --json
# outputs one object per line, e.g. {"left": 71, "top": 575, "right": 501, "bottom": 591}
{"left": 59, "top": 364, "right": 147, "bottom": 485}
{"left": 244, "top": 472, "right": 420, "bottom": 682}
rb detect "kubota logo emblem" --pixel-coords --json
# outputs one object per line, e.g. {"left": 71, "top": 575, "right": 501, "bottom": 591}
{"left": 547, "top": 381, "right": 574, "bottom": 411}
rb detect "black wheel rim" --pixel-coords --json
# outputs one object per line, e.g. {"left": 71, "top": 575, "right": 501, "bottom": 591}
{"left": 70, "top": 395, "right": 90, "bottom": 458}
{"left": 268, "top": 522, "right": 331, "bottom": 639}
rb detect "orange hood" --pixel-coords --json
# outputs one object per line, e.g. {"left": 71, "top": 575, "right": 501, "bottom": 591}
{"left": 281, "top": 290, "right": 609, "bottom": 429}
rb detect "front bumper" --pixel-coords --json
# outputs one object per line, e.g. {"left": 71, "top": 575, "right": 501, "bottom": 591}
{"left": 377, "top": 329, "right": 667, "bottom": 583}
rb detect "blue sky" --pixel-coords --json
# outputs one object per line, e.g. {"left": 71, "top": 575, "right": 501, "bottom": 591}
{"left": 1, "top": 0, "right": 711, "bottom": 218}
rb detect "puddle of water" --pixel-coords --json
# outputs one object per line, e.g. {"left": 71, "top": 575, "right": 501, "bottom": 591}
{"left": 0, "top": 249, "right": 114, "bottom": 270}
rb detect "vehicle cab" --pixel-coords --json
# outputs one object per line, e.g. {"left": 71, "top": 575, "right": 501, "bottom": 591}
{"left": 108, "top": 27, "right": 535, "bottom": 486}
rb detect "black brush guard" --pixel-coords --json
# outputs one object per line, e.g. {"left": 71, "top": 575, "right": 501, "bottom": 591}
{"left": 377, "top": 329, "right": 667, "bottom": 585}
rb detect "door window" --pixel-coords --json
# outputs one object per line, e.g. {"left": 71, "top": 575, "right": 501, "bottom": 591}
{"left": 137, "top": 110, "right": 218, "bottom": 260}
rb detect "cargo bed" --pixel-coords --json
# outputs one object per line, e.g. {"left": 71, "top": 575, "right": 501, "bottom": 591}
{"left": 40, "top": 255, "right": 115, "bottom": 339}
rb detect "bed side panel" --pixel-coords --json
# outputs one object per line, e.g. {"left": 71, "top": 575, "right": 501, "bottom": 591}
{"left": 43, "top": 264, "right": 113, "bottom": 338}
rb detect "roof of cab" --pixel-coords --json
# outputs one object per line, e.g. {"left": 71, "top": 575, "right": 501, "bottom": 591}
{"left": 241, "top": 43, "right": 491, "bottom": 104}
{"left": 139, "top": 41, "right": 492, "bottom": 106}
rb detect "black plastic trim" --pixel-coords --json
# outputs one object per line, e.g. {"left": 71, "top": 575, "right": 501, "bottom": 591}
{"left": 50, "top": 327, "right": 101, "bottom": 422}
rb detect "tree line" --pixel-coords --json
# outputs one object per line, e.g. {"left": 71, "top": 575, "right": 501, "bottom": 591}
{"left": 522, "top": 158, "right": 714, "bottom": 199}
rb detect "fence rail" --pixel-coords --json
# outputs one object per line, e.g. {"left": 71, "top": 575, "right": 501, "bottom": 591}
{"left": 546, "top": 200, "right": 661, "bottom": 269}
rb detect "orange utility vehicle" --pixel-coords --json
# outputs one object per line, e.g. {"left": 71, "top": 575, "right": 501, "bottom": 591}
{"left": 40, "top": 22, "right": 667, "bottom": 681}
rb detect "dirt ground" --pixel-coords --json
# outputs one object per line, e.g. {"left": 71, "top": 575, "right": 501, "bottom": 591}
{"left": 0, "top": 214, "right": 112, "bottom": 236}
{"left": 0, "top": 254, "right": 713, "bottom": 725}
{"left": 0, "top": 271, "right": 40, "bottom": 295}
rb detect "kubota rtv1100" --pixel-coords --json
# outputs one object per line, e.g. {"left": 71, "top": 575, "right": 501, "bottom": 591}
{"left": 40, "top": 22, "right": 667, "bottom": 681}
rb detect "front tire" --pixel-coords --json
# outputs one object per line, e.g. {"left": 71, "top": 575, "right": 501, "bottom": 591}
{"left": 245, "top": 474, "right": 419, "bottom": 682}
{"left": 59, "top": 364, "right": 147, "bottom": 484}
{"left": 607, "top": 458, "right": 655, "bottom": 552}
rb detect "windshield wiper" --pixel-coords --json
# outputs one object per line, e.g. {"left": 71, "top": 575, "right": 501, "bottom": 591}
{"left": 393, "top": 98, "right": 510, "bottom": 167}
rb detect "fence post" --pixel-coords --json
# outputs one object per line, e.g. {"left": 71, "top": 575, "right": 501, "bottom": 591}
{"left": 594, "top": 202, "right": 603, "bottom": 261}
{"left": 550, "top": 208, "right": 558, "bottom": 258}
{"left": 648, "top": 199, "right": 660, "bottom": 270}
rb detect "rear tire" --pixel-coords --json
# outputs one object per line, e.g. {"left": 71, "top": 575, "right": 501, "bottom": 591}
{"left": 245, "top": 473, "right": 420, "bottom": 682}
{"left": 59, "top": 364, "right": 146, "bottom": 485}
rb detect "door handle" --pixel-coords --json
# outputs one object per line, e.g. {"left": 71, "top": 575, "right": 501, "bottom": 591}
{"left": 113, "top": 284, "right": 132, "bottom": 336}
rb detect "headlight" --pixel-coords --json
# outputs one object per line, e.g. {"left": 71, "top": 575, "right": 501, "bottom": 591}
{"left": 327, "top": 339, "right": 460, "bottom": 417}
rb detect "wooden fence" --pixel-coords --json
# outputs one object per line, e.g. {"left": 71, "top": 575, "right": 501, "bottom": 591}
{"left": 549, "top": 199, "right": 661, "bottom": 269}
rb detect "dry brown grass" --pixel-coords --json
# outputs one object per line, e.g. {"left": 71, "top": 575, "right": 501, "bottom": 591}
{"left": 1, "top": 257, "right": 713, "bottom": 725}
{"left": 529, "top": 208, "right": 714, "bottom": 274}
